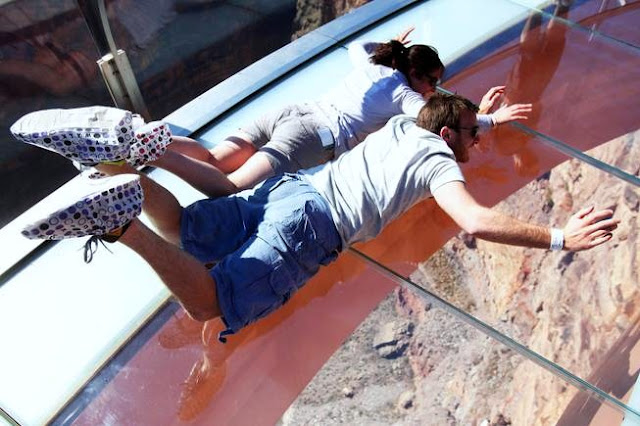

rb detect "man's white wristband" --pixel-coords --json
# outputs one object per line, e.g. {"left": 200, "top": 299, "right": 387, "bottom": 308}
{"left": 550, "top": 228, "right": 564, "bottom": 251}
{"left": 490, "top": 113, "right": 498, "bottom": 127}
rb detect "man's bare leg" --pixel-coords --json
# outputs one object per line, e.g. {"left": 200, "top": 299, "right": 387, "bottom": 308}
{"left": 120, "top": 218, "right": 222, "bottom": 321}
{"left": 96, "top": 163, "right": 183, "bottom": 245}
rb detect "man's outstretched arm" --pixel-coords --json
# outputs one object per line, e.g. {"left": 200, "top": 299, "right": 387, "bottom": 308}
{"left": 432, "top": 181, "right": 619, "bottom": 251}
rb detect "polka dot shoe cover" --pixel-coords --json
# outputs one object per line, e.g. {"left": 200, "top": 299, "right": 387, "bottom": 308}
{"left": 10, "top": 106, "right": 135, "bottom": 165}
{"left": 21, "top": 174, "right": 143, "bottom": 240}
{"left": 127, "top": 121, "right": 172, "bottom": 167}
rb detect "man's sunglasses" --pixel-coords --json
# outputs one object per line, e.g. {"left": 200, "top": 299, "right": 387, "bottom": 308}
{"left": 451, "top": 126, "right": 479, "bottom": 138}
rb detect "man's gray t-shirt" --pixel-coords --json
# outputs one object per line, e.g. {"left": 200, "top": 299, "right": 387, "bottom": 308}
{"left": 301, "top": 115, "right": 465, "bottom": 246}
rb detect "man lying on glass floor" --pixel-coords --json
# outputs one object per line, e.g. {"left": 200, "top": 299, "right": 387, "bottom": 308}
{"left": 11, "top": 93, "right": 619, "bottom": 342}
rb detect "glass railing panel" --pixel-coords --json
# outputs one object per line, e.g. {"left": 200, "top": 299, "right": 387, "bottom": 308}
{"left": 443, "top": 5, "right": 640, "bottom": 177}
{"left": 282, "top": 267, "right": 631, "bottom": 424}
{"left": 0, "top": 0, "right": 116, "bottom": 228}
{"left": 53, "top": 251, "right": 398, "bottom": 425}
{"left": 104, "top": 0, "right": 371, "bottom": 120}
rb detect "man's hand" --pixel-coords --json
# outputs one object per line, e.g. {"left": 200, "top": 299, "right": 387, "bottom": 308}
{"left": 479, "top": 86, "right": 505, "bottom": 113}
{"left": 393, "top": 26, "right": 415, "bottom": 45}
{"left": 434, "top": 182, "right": 620, "bottom": 252}
{"left": 492, "top": 103, "right": 533, "bottom": 125}
{"left": 563, "top": 206, "right": 619, "bottom": 251}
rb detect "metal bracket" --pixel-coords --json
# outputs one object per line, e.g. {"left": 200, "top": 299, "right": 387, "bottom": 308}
{"left": 98, "top": 49, "right": 150, "bottom": 119}
{"left": 77, "top": 0, "right": 150, "bottom": 119}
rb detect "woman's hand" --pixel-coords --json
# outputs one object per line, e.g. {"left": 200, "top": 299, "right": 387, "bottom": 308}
{"left": 393, "top": 26, "right": 415, "bottom": 45}
{"left": 492, "top": 103, "right": 533, "bottom": 125}
{"left": 479, "top": 86, "right": 505, "bottom": 113}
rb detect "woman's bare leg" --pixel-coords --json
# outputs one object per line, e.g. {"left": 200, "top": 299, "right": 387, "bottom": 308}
{"left": 152, "top": 133, "right": 260, "bottom": 197}
{"left": 168, "top": 133, "right": 256, "bottom": 173}
{"left": 152, "top": 150, "right": 239, "bottom": 197}
{"left": 226, "top": 151, "right": 276, "bottom": 191}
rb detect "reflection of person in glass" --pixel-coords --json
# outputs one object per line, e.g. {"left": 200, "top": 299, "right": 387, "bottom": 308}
{"left": 157, "top": 312, "right": 237, "bottom": 421}
{"left": 491, "top": 2, "right": 570, "bottom": 177}
{"left": 0, "top": 38, "right": 96, "bottom": 97}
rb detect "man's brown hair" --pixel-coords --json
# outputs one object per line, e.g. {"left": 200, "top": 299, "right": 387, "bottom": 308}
{"left": 416, "top": 92, "right": 479, "bottom": 134}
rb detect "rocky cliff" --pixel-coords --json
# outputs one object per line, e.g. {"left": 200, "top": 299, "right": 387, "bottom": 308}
{"left": 282, "top": 132, "right": 639, "bottom": 425}
{"left": 292, "top": 0, "right": 370, "bottom": 39}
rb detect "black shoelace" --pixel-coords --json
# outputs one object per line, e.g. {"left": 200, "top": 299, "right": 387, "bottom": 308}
{"left": 82, "top": 222, "right": 132, "bottom": 263}
{"left": 83, "top": 236, "right": 113, "bottom": 263}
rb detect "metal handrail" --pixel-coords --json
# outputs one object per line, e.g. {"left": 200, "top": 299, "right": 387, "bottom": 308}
{"left": 75, "top": 0, "right": 150, "bottom": 118}
{"left": 75, "top": 0, "right": 117, "bottom": 56}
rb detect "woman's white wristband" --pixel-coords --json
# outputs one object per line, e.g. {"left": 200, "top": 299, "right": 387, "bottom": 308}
{"left": 550, "top": 228, "right": 564, "bottom": 251}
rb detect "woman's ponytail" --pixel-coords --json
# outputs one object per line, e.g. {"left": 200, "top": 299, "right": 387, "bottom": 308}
{"left": 371, "top": 40, "right": 444, "bottom": 79}
{"left": 371, "top": 40, "right": 409, "bottom": 73}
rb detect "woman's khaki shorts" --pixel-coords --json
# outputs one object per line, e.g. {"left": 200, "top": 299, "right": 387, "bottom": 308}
{"left": 241, "top": 104, "right": 335, "bottom": 173}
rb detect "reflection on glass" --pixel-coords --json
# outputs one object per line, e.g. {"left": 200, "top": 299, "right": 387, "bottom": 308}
{"left": 156, "top": 316, "right": 252, "bottom": 422}
{"left": 0, "top": 0, "right": 113, "bottom": 228}
{"left": 284, "top": 285, "right": 627, "bottom": 425}
{"left": 106, "top": 0, "right": 372, "bottom": 119}
{"left": 492, "top": 3, "right": 569, "bottom": 178}
{"left": 62, "top": 253, "right": 398, "bottom": 425}
{"left": 541, "top": 0, "right": 640, "bottom": 47}
{"left": 443, "top": 5, "right": 640, "bottom": 178}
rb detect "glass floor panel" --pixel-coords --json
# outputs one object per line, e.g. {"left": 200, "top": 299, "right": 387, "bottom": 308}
{"left": 355, "top": 3, "right": 640, "bottom": 402}
{"left": 358, "top": 144, "right": 640, "bottom": 406}
{"left": 55, "top": 250, "right": 640, "bottom": 425}
{"left": 56, "top": 253, "right": 398, "bottom": 425}
{"left": 2, "top": 0, "right": 639, "bottom": 424}
{"left": 282, "top": 267, "right": 630, "bottom": 425}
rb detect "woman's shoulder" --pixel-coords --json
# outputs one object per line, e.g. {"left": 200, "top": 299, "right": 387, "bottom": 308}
{"left": 356, "top": 64, "right": 407, "bottom": 87}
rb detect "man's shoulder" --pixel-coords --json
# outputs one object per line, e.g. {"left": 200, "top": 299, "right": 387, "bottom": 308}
{"left": 392, "top": 118, "right": 455, "bottom": 158}
{"left": 387, "top": 115, "right": 442, "bottom": 140}
{"left": 387, "top": 114, "right": 416, "bottom": 127}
